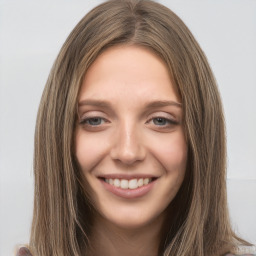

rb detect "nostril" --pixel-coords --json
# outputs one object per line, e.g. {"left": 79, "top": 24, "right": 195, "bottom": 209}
{"left": 109, "top": 131, "right": 146, "bottom": 164}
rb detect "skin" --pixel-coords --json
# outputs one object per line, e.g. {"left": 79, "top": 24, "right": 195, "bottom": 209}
{"left": 75, "top": 45, "right": 187, "bottom": 256}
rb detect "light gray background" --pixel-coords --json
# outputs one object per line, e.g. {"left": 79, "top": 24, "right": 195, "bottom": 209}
{"left": 0, "top": 0, "right": 256, "bottom": 255}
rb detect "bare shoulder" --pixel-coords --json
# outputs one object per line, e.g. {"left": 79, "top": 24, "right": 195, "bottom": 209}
{"left": 16, "top": 247, "right": 32, "bottom": 256}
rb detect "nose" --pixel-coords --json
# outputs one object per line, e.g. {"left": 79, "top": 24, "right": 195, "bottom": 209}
{"left": 110, "top": 122, "right": 146, "bottom": 165}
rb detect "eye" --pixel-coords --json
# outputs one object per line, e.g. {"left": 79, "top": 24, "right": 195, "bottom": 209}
{"left": 146, "top": 115, "right": 178, "bottom": 131}
{"left": 151, "top": 117, "right": 177, "bottom": 126}
{"left": 79, "top": 117, "right": 107, "bottom": 126}
{"left": 152, "top": 117, "right": 169, "bottom": 126}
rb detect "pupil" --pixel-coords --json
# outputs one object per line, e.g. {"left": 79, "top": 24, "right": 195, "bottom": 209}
{"left": 154, "top": 118, "right": 166, "bottom": 125}
{"left": 90, "top": 118, "right": 101, "bottom": 125}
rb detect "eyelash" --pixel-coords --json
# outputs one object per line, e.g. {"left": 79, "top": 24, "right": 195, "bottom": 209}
{"left": 147, "top": 117, "right": 178, "bottom": 128}
{"left": 79, "top": 116, "right": 178, "bottom": 130}
{"left": 79, "top": 117, "right": 108, "bottom": 126}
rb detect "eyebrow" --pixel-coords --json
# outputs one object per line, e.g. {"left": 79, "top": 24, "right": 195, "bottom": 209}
{"left": 145, "top": 100, "right": 182, "bottom": 109}
{"left": 78, "top": 99, "right": 182, "bottom": 109}
{"left": 78, "top": 99, "right": 112, "bottom": 108}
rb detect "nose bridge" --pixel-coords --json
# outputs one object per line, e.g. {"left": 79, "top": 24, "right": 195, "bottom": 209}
{"left": 110, "top": 118, "right": 145, "bottom": 164}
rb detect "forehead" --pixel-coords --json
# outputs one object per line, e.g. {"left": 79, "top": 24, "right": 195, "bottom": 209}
{"left": 79, "top": 45, "right": 180, "bottom": 104}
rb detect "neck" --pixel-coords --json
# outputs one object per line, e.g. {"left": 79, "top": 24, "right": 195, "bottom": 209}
{"left": 87, "top": 214, "right": 165, "bottom": 256}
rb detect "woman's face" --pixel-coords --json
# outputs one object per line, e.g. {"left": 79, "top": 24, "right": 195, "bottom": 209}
{"left": 75, "top": 45, "right": 187, "bottom": 229}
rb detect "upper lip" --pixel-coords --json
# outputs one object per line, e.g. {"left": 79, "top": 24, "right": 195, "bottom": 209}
{"left": 97, "top": 174, "right": 159, "bottom": 180}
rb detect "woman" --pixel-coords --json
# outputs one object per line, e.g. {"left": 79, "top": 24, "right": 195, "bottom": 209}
{"left": 17, "top": 0, "right": 255, "bottom": 255}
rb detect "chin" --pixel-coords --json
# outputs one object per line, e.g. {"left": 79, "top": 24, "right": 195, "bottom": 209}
{"left": 97, "top": 203, "right": 166, "bottom": 231}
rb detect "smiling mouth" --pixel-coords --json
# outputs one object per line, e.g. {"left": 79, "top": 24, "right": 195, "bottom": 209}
{"left": 98, "top": 176, "right": 158, "bottom": 199}
{"left": 102, "top": 177, "right": 156, "bottom": 190}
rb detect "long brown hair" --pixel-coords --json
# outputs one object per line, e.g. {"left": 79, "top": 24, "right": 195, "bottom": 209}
{"left": 30, "top": 0, "right": 248, "bottom": 255}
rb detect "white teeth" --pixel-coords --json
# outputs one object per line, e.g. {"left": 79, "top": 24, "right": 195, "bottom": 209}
{"left": 138, "top": 178, "right": 143, "bottom": 187}
{"left": 144, "top": 178, "right": 149, "bottom": 185}
{"left": 113, "top": 179, "right": 120, "bottom": 187}
{"left": 128, "top": 179, "right": 138, "bottom": 189}
{"left": 105, "top": 178, "right": 153, "bottom": 189}
{"left": 120, "top": 179, "right": 129, "bottom": 189}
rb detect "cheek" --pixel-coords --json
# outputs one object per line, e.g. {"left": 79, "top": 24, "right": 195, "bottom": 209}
{"left": 75, "top": 130, "right": 109, "bottom": 172}
{"left": 150, "top": 131, "right": 187, "bottom": 173}
{"left": 152, "top": 132, "right": 187, "bottom": 204}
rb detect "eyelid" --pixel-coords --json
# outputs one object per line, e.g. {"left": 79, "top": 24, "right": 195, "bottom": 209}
{"left": 146, "top": 112, "right": 177, "bottom": 122}
{"left": 78, "top": 111, "right": 108, "bottom": 121}
{"left": 147, "top": 117, "right": 178, "bottom": 126}
{"left": 79, "top": 116, "right": 108, "bottom": 125}
{"left": 78, "top": 111, "right": 111, "bottom": 130}
{"left": 145, "top": 112, "right": 179, "bottom": 131}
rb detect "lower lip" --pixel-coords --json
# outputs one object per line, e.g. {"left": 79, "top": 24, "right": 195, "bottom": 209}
{"left": 100, "top": 179, "right": 156, "bottom": 199}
